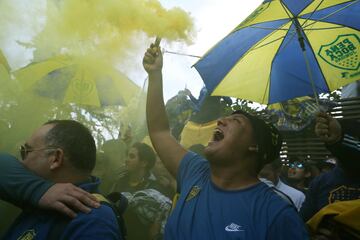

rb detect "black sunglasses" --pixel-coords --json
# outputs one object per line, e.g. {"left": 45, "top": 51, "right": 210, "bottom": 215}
{"left": 289, "top": 162, "right": 304, "bottom": 169}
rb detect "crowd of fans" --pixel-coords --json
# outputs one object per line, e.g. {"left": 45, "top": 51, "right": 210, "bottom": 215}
{"left": 0, "top": 44, "right": 359, "bottom": 240}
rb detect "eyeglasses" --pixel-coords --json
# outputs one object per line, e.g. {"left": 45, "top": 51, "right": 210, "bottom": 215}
{"left": 19, "top": 144, "right": 58, "bottom": 160}
{"left": 289, "top": 162, "right": 304, "bottom": 169}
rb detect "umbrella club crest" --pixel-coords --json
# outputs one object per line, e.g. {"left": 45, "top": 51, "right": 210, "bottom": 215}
{"left": 318, "top": 34, "right": 359, "bottom": 71}
{"left": 72, "top": 77, "right": 94, "bottom": 97}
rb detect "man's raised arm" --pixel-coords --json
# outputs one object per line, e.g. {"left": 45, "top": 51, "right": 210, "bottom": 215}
{"left": 143, "top": 43, "right": 187, "bottom": 178}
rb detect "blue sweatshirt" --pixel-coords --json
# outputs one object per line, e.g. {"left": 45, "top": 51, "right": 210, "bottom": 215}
{"left": 3, "top": 177, "right": 122, "bottom": 240}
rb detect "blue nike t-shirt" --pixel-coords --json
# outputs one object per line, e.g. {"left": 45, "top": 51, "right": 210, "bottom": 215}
{"left": 164, "top": 152, "right": 309, "bottom": 240}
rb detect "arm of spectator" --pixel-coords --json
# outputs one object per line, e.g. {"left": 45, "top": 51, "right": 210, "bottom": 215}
{"left": 315, "top": 112, "right": 360, "bottom": 164}
{"left": 0, "top": 153, "right": 99, "bottom": 218}
{"left": 143, "top": 43, "right": 187, "bottom": 178}
{"left": 184, "top": 88, "right": 199, "bottom": 105}
{"left": 0, "top": 153, "right": 53, "bottom": 207}
{"left": 39, "top": 183, "right": 100, "bottom": 218}
{"left": 326, "top": 134, "right": 360, "bottom": 165}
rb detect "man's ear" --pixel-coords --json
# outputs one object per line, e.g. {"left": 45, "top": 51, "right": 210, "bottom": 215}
{"left": 49, "top": 148, "right": 65, "bottom": 171}
{"left": 305, "top": 171, "right": 311, "bottom": 178}
{"left": 248, "top": 145, "right": 259, "bottom": 152}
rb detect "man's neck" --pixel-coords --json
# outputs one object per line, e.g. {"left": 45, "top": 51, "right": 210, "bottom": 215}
{"left": 295, "top": 181, "right": 306, "bottom": 189}
{"left": 210, "top": 165, "right": 259, "bottom": 190}
{"left": 288, "top": 178, "right": 305, "bottom": 190}
{"left": 51, "top": 170, "right": 90, "bottom": 184}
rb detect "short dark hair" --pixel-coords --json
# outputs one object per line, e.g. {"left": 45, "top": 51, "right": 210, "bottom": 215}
{"left": 43, "top": 120, "right": 96, "bottom": 172}
{"left": 132, "top": 142, "right": 156, "bottom": 171}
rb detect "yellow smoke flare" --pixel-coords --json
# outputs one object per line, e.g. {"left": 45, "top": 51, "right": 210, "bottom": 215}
{"left": 32, "top": 0, "right": 194, "bottom": 62}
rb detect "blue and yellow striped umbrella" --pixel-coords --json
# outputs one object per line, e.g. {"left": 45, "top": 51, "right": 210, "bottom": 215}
{"left": 14, "top": 56, "right": 140, "bottom": 107}
{"left": 194, "top": 0, "right": 360, "bottom": 104}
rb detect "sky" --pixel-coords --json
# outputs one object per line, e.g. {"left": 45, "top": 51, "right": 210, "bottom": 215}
{"left": 151, "top": 0, "right": 263, "bottom": 100}
{"left": 0, "top": 0, "right": 263, "bottom": 101}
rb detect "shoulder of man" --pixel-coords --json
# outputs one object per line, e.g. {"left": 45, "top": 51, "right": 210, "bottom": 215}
{"left": 177, "top": 151, "right": 209, "bottom": 190}
{"left": 308, "top": 168, "right": 338, "bottom": 191}
{"left": 178, "top": 151, "right": 208, "bottom": 176}
{"left": 61, "top": 201, "right": 122, "bottom": 240}
{"left": 259, "top": 183, "right": 298, "bottom": 214}
{"left": 48, "top": 193, "right": 124, "bottom": 240}
{"left": 268, "top": 206, "right": 309, "bottom": 239}
{"left": 278, "top": 181, "right": 305, "bottom": 198}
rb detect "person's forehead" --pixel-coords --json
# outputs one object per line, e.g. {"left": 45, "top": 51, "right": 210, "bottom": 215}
{"left": 27, "top": 124, "right": 54, "bottom": 146}
{"left": 230, "top": 113, "right": 254, "bottom": 128}
{"left": 230, "top": 113, "right": 252, "bottom": 122}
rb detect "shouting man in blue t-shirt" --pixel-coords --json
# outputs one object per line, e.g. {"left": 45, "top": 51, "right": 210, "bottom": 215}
{"left": 142, "top": 43, "right": 309, "bottom": 240}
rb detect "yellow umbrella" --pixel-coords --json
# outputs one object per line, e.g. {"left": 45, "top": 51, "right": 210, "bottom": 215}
{"left": 14, "top": 55, "right": 140, "bottom": 107}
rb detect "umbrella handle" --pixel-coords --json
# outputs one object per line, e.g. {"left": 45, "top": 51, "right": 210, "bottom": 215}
{"left": 294, "top": 18, "right": 321, "bottom": 110}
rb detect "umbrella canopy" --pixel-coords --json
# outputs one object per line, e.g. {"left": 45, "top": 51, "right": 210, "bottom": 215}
{"left": 14, "top": 56, "right": 140, "bottom": 107}
{"left": 194, "top": 0, "right": 360, "bottom": 104}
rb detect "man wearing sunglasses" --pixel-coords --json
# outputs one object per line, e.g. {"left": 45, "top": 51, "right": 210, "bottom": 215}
{"left": 0, "top": 120, "right": 122, "bottom": 239}
{"left": 287, "top": 158, "right": 312, "bottom": 193}
{"left": 259, "top": 159, "right": 306, "bottom": 211}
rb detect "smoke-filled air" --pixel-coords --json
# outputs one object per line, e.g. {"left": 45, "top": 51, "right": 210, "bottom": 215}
{"left": 0, "top": 0, "right": 194, "bottom": 151}
{"left": 32, "top": 0, "right": 194, "bottom": 62}
{"left": 0, "top": 0, "right": 194, "bottom": 234}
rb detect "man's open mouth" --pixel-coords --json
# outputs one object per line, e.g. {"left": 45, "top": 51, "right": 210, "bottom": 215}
{"left": 212, "top": 128, "right": 224, "bottom": 142}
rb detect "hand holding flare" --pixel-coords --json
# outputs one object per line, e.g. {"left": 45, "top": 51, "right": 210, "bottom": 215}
{"left": 143, "top": 37, "right": 163, "bottom": 74}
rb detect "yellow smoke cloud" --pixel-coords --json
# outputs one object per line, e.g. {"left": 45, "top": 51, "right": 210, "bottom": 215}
{"left": 0, "top": 0, "right": 194, "bottom": 153}
{"left": 32, "top": 0, "right": 194, "bottom": 62}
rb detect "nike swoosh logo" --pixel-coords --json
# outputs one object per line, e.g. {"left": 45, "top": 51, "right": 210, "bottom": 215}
{"left": 225, "top": 225, "right": 244, "bottom": 232}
